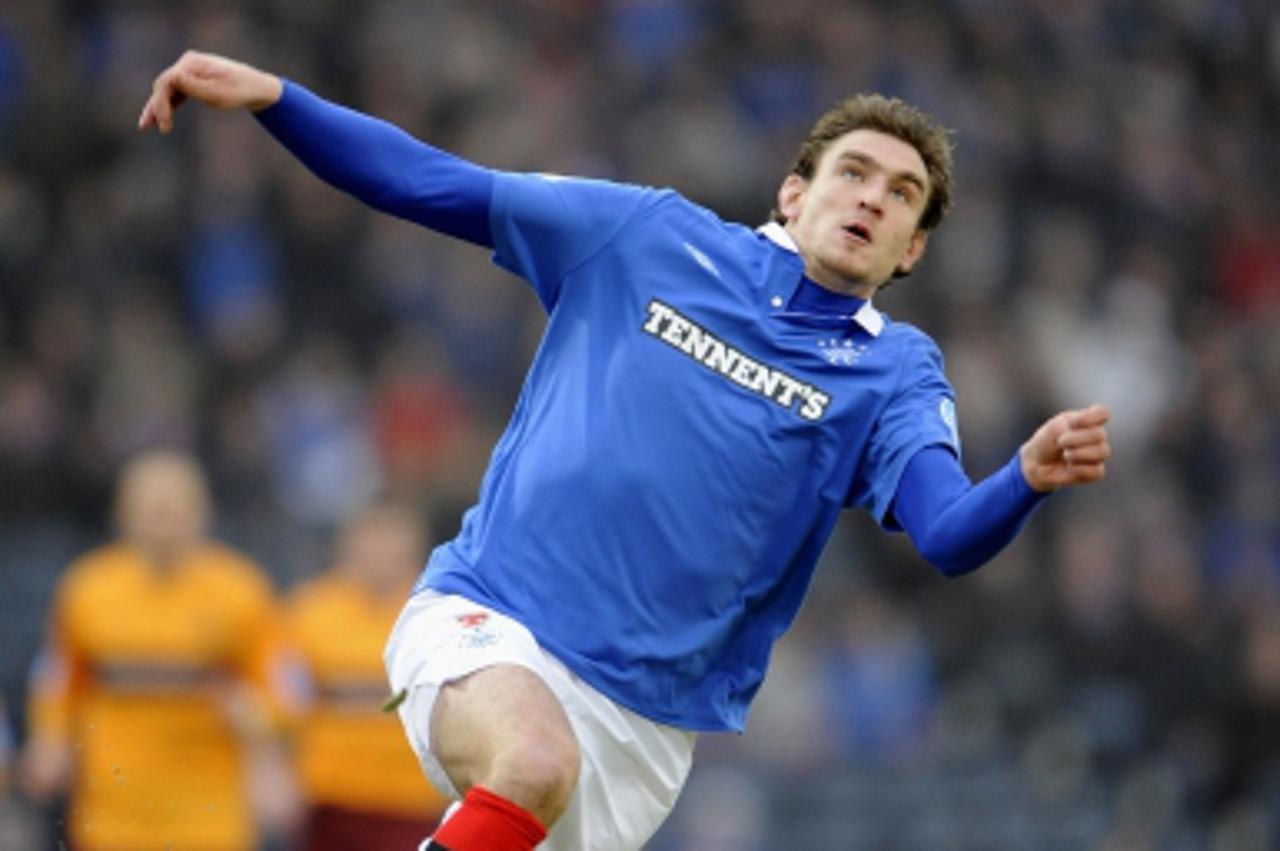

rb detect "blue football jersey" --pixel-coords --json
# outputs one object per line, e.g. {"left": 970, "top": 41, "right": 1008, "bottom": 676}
{"left": 420, "top": 173, "right": 959, "bottom": 731}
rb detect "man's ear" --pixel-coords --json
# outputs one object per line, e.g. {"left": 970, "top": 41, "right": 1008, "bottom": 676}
{"left": 777, "top": 174, "right": 807, "bottom": 223}
{"left": 895, "top": 229, "right": 929, "bottom": 276}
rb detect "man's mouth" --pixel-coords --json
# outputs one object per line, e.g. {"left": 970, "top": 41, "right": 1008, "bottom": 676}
{"left": 843, "top": 223, "right": 872, "bottom": 244}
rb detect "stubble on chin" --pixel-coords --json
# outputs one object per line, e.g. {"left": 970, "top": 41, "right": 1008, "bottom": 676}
{"left": 812, "top": 246, "right": 874, "bottom": 293}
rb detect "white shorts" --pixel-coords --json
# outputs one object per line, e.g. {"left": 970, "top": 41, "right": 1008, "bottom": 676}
{"left": 383, "top": 591, "right": 697, "bottom": 851}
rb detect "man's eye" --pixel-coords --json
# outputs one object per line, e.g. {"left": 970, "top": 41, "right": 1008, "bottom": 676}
{"left": 842, "top": 169, "right": 863, "bottom": 181}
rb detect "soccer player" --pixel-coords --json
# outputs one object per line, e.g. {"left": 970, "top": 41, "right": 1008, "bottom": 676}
{"left": 20, "top": 450, "right": 300, "bottom": 851}
{"left": 283, "top": 500, "right": 449, "bottom": 849}
{"left": 139, "top": 52, "right": 1112, "bottom": 851}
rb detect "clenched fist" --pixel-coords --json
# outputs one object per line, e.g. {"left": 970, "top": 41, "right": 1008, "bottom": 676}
{"left": 1019, "top": 404, "right": 1112, "bottom": 492}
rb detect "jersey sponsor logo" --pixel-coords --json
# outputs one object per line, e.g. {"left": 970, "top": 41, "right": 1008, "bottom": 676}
{"left": 457, "top": 612, "right": 490, "bottom": 628}
{"left": 642, "top": 299, "right": 832, "bottom": 421}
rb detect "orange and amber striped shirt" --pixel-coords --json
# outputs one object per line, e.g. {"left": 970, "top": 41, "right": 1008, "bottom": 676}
{"left": 284, "top": 573, "right": 446, "bottom": 820}
{"left": 29, "top": 542, "right": 286, "bottom": 851}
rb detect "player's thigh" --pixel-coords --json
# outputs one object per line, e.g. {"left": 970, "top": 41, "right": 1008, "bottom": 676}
{"left": 430, "top": 662, "right": 581, "bottom": 797}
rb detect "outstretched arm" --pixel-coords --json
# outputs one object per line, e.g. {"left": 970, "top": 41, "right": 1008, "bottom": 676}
{"left": 893, "top": 404, "right": 1111, "bottom": 576}
{"left": 139, "top": 51, "right": 493, "bottom": 246}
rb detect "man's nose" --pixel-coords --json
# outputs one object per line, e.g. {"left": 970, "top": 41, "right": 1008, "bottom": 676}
{"left": 857, "top": 188, "right": 884, "bottom": 216}
{"left": 856, "top": 177, "right": 887, "bottom": 215}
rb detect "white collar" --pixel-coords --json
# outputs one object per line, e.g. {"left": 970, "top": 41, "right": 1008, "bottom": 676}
{"left": 756, "top": 222, "right": 885, "bottom": 337}
{"left": 758, "top": 221, "right": 800, "bottom": 253}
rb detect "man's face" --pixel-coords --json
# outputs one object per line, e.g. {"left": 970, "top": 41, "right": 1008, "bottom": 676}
{"left": 339, "top": 510, "right": 424, "bottom": 593}
{"left": 778, "top": 129, "right": 931, "bottom": 296}
{"left": 116, "top": 454, "right": 210, "bottom": 557}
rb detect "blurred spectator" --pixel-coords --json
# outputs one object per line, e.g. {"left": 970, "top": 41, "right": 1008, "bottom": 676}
{"left": 1215, "top": 608, "right": 1280, "bottom": 820}
{"left": 1056, "top": 243, "right": 1191, "bottom": 460}
{"left": 0, "top": 693, "right": 40, "bottom": 851}
{"left": 19, "top": 450, "right": 300, "bottom": 851}
{"left": 369, "top": 332, "right": 479, "bottom": 506}
{"left": 1214, "top": 196, "right": 1280, "bottom": 319}
{"left": 282, "top": 499, "right": 448, "bottom": 850}
{"left": 821, "top": 589, "right": 937, "bottom": 765}
{"left": 259, "top": 336, "right": 381, "bottom": 531}
{"left": 0, "top": 694, "right": 10, "bottom": 794}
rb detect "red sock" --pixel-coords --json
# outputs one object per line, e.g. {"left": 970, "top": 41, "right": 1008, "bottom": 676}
{"left": 430, "top": 786, "right": 548, "bottom": 851}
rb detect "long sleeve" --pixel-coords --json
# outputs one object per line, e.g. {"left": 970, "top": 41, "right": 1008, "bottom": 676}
{"left": 255, "top": 80, "right": 495, "bottom": 246}
{"left": 892, "top": 445, "right": 1049, "bottom": 577}
{"left": 26, "top": 590, "right": 88, "bottom": 750}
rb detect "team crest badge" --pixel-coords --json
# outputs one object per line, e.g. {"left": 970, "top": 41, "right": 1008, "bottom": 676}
{"left": 817, "top": 337, "right": 868, "bottom": 366}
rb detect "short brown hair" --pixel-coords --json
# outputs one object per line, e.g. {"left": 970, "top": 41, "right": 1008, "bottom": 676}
{"left": 776, "top": 94, "right": 954, "bottom": 233}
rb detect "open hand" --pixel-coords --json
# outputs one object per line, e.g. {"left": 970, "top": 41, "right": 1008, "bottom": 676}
{"left": 138, "top": 50, "right": 282, "bottom": 134}
{"left": 1019, "top": 404, "right": 1111, "bottom": 492}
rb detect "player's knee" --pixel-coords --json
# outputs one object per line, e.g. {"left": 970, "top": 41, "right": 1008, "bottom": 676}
{"left": 489, "top": 725, "right": 581, "bottom": 826}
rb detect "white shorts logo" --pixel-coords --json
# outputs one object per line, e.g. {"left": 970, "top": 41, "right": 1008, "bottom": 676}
{"left": 455, "top": 612, "right": 499, "bottom": 650}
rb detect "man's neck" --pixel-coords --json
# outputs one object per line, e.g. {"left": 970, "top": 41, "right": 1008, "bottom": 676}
{"left": 790, "top": 275, "right": 867, "bottom": 316}
{"left": 804, "top": 265, "right": 877, "bottom": 300}
{"left": 134, "top": 540, "right": 197, "bottom": 572}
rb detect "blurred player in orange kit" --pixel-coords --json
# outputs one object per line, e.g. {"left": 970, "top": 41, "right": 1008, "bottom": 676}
{"left": 283, "top": 500, "right": 448, "bottom": 850}
{"left": 20, "top": 449, "right": 300, "bottom": 851}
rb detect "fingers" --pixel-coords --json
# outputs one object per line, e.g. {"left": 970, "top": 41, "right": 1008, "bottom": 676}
{"left": 1067, "top": 403, "right": 1110, "bottom": 429}
{"left": 171, "top": 63, "right": 224, "bottom": 104}
{"left": 139, "top": 51, "right": 282, "bottom": 133}
{"left": 1063, "top": 462, "right": 1106, "bottom": 484}
{"left": 1060, "top": 443, "right": 1110, "bottom": 464}
{"left": 1057, "top": 426, "right": 1110, "bottom": 451}
{"left": 1020, "top": 402, "right": 1112, "bottom": 491}
{"left": 1055, "top": 405, "right": 1111, "bottom": 465}
{"left": 1026, "top": 456, "right": 1107, "bottom": 492}
{"left": 140, "top": 66, "right": 180, "bottom": 133}
{"left": 139, "top": 51, "right": 208, "bottom": 134}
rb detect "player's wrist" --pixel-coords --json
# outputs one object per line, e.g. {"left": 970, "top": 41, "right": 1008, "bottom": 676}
{"left": 247, "top": 73, "right": 284, "bottom": 112}
{"left": 1017, "top": 444, "right": 1055, "bottom": 493}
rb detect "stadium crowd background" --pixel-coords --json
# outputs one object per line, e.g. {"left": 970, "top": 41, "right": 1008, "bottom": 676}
{"left": 0, "top": 0, "right": 1278, "bottom": 848}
